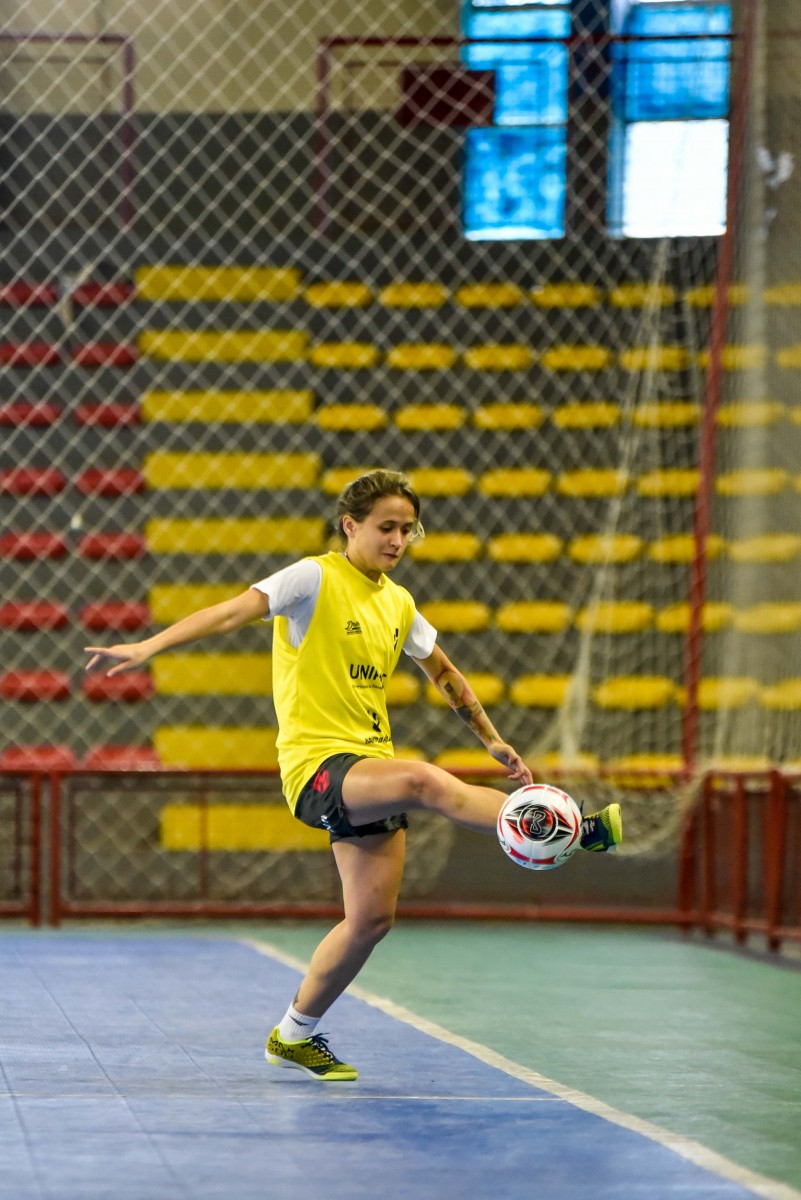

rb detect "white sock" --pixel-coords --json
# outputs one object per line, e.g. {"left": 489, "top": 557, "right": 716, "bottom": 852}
{"left": 277, "top": 1004, "right": 320, "bottom": 1043}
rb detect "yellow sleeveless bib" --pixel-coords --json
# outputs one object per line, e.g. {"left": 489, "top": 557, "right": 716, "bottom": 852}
{"left": 272, "top": 552, "right": 416, "bottom": 810}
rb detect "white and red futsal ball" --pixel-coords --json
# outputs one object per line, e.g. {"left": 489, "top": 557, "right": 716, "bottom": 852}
{"left": 496, "top": 783, "right": 582, "bottom": 871}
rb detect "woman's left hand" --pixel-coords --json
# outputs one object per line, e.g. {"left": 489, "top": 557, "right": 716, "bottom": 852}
{"left": 487, "top": 741, "right": 533, "bottom": 785}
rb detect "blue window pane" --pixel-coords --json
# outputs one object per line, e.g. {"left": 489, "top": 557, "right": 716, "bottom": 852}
{"left": 612, "top": 3, "right": 731, "bottom": 120}
{"left": 463, "top": 127, "right": 566, "bottom": 239}
{"left": 465, "top": 43, "right": 568, "bottom": 124}
{"left": 463, "top": 8, "right": 570, "bottom": 39}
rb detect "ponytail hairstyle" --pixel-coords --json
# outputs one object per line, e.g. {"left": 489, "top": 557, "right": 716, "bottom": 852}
{"left": 333, "top": 469, "right": 424, "bottom": 547}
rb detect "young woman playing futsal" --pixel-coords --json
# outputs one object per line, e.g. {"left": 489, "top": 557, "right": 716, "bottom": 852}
{"left": 84, "top": 469, "right": 621, "bottom": 1082}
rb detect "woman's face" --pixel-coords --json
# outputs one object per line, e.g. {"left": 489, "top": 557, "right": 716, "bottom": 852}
{"left": 342, "top": 495, "right": 417, "bottom": 579}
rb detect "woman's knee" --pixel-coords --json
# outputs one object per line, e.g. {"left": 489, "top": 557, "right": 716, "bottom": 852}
{"left": 345, "top": 905, "right": 396, "bottom": 946}
{"left": 396, "top": 760, "right": 451, "bottom": 809}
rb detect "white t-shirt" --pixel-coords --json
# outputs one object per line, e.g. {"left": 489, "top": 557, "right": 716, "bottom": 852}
{"left": 252, "top": 558, "right": 438, "bottom": 656}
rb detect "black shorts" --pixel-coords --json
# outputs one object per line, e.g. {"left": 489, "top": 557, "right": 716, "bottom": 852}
{"left": 293, "top": 752, "right": 409, "bottom": 843}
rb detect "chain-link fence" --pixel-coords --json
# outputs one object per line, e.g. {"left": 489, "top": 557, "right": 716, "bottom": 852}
{"left": 2, "top": 0, "right": 801, "bottom": 883}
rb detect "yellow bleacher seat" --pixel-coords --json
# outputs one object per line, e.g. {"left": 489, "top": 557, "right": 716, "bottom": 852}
{"left": 472, "top": 403, "right": 544, "bottom": 430}
{"left": 631, "top": 402, "right": 699, "bottom": 428}
{"left": 310, "top": 342, "right": 379, "bottom": 368}
{"left": 552, "top": 402, "right": 621, "bottom": 429}
{"left": 378, "top": 283, "right": 448, "bottom": 307}
{"left": 684, "top": 284, "right": 749, "bottom": 307}
{"left": 510, "top": 675, "right": 572, "bottom": 707}
{"left": 648, "top": 534, "right": 726, "bottom": 563}
{"left": 149, "top": 584, "right": 243, "bottom": 624}
{"left": 677, "top": 677, "right": 758, "bottom": 710}
{"left": 455, "top": 283, "right": 524, "bottom": 308}
{"left": 604, "top": 754, "right": 684, "bottom": 788}
{"left": 608, "top": 284, "right": 677, "bottom": 307}
{"left": 463, "top": 344, "right": 534, "bottom": 371}
{"left": 433, "top": 747, "right": 504, "bottom": 772}
{"left": 419, "top": 600, "right": 492, "bottom": 633}
{"left": 153, "top": 654, "right": 272, "bottom": 695}
{"left": 619, "top": 346, "right": 690, "bottom": 372}
{"left": 703, "top": 755, "right": 772, "bottom": 775}
{"left": 385, "top": 672, "right": 421, "bottom": 705}
{"left": 160, "top": 803, "right": 328, "bottom": 852}
{"left": 716, "top": 401, "right": 785, "bottom": 427}
{"left": 154, "top": 725, "right": 279, "bottom": 768}
{"left": 716, "top": 469, "right": 788, "bottom": 497}
{"left": 776, "top": 346, "right": 801, "bottom": 369}
{"left": 395, "top": 745, "right": 426, "bottom": 760}
{"left": 487, "top": 533, "right": 563, "bottom": 562}
{"left": 426, "top": 673, "right": 504, "bottom": 707}
{"left": 320, "top": 467, "right": 378, "bottom": 495}
{"left": 315, "top": 404, "right": 387, "bottom": 431}
{"left": 406, "top": 467, "right": 473, "bottom": 496}
{"left": 139, "top": 329, "right": 307, "bottom": 362}
{"left": 142, "top": 389, "right": 314, "bottom": 424}
{"left": 655, "top": 602, "right": 733, "bottom": 633}
{"left": 727, "top": 534, "right": 801, "bottom": 563}
{"left": 530, "top": 750, "right": 600, "bottom": 773}
{"left": 495, "top": 601, "right": 572, "bottom": 634}
{"left": 478, "top": 468, "right": 551, "bottom": 497}
{"left": 540, "top": 345, "right": 611, "bottom": 371}
{"left": 135, "top": 265, "right": 301, "bottom": 302}
{"left": 574, "top": 601, "right": 653, "bottom": 634}
{"left": 593, "top": 676, "right": 676, "bottom": 709}
{"left": 697, "top": 344, "right": 766, "bottom": 370}
{"left": 637, "top": 469, "right": 700, "bottom": 497}
{"left": 409, "top": 532, "right": 483, "bottom": 561}
{"left": 143, "top": 451, "right": 319, "bottom": 490}
{"left": 530, "top": 284, "right": 600, "bottom": 308}
{"left": 304, "top": 281, "right": 372, "bottom": 307}
{"left": 764, "top": 283, "right": 801, "bottom": 306}
{"left": 394, "top": 404, "right": 464, "bottom": 431}
{"left": 732, "top": 604, "right": 801, "bottom": 634}
{"left": 146, "top": 517, "right": 325, "bottom": 555}
{"left": 386, "top": 343, "right": 457, "bottom": 370}
{"left": 760, "top": 679, "right": 801, "bottom": 710}
{"left": 569, "top": 534, "right": 643, "bottom": 564}
{"left": 557, "top": 469, "right": 627, "bottom": 497}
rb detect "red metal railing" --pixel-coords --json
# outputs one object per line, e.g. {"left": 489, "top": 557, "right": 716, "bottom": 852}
{"left": 0, "top": 772, "right": 42, "bottom": 925}
{"left": 2, "top": 766, "right": 799, "bottom": 950}
{"left": 677, "top": 770, "right": 801, "bottom": 951}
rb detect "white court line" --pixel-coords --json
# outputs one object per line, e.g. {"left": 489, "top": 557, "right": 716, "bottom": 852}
{"left": 242, "top": 936, "right": 801, "bottom": 1200}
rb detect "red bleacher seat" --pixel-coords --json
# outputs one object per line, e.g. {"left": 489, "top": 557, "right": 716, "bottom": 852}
{"left": 0, "top": 670, "right": 71, "bottom": 701}
{"left": 82, "top": 745, "right": 162, "bottom": 770}
{"left": 71, "top": 342, "right": 138, "bottom": 368}
{"left": 0, "top": 342, "right": 61, "bottom": 367}
{"left": 0, "top": 401, "right": 61, "bottom": 426}
{"left": 0, "top": 745, "right": 77, "bottom": 770}
{"left": 0, "top": 467, "right": 66, "bottom": 496}
{"left": 72, "top": 282, "right": 134, "bottom": 307}
{"left": 0, "top": 532, "right": 68, "bottom": 560}
{"left": 0, "top": 601, "right": 70, "bottom": 631}
{"left": 77, "top": 531, "right": 146, "bottom": 560}
{"left": 82, "top": 671, "right": 154, "bottom": 702}
{"left": 75, "top": 467, "right": 146, "bottom": 497}
{"left": 79, "top": 601, "right": 150, "bottom": 631}
{"left": 72, "top": 402, "right": 141, "bottom": 427}
{"left": 0, "top": 282, "right": 58, "bottom": 307}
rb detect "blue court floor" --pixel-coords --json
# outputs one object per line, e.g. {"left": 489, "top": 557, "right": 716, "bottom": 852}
{"left": 0, "top": 933, "right": 795, "bottom": 1200}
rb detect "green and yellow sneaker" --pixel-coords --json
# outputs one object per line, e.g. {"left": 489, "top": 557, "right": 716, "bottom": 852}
{"left": 265, "top": 1027, "right": 358, "bottom": 1082}
{"left": 580, "top": 803, "right": 623, "bottom": 852}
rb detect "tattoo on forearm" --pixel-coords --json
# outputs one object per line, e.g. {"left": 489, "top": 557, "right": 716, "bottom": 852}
{"left": 444, "top": 680, "right": 488, "bottom": 735}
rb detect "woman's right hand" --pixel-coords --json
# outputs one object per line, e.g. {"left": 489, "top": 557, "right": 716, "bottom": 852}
{"left": 84, "top": 641, "right": 152, "bottom": 676}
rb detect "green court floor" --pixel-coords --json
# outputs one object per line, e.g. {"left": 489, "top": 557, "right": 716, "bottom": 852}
{"left": 256, "top": 922, "right": 801, "bottom": 1191}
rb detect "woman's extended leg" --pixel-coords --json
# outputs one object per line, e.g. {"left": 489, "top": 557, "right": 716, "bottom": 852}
{"left": 292, "top": 828, "right": 406, "bottom": 1017}
{"left": 342, "top": 757, "right": 505, "bottom": 833}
